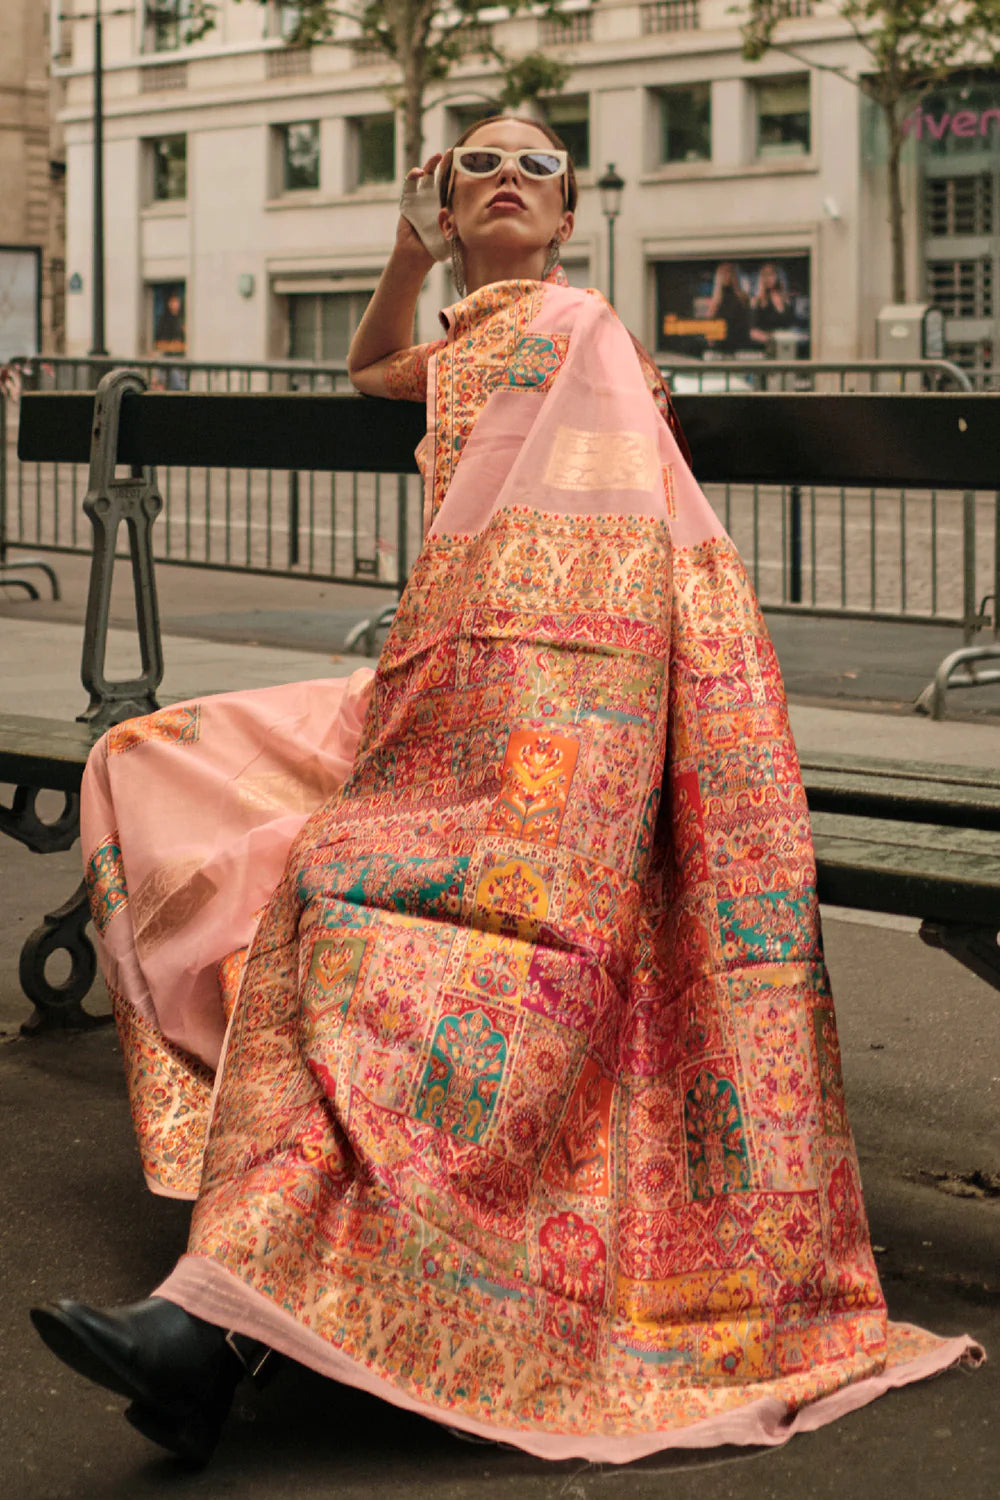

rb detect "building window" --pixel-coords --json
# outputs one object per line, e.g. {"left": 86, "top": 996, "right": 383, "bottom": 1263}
{"left": 351, "top": 114, "right": 396, "bottom": 188}
{"left": 268, "top": 2, "right": 302, "bottom": 40}
{"left": 927, "top": 258, "right": 994, "bottom": 320}
{"left": 543, "top": 94, "right": 590, "bottom": 170}
{"left": 280, "top": 121, "right": 320, "bottom": 191}
{"left": 145, "top": 2, "right": 191, "bottom": 54}
{"left": 150, "top": 280, "right": 187, "bottom": 363}
{"left": 658, "top": 85, "right": 711, "bottom": 165}
{"left": 925, "top": 173, "right": 994, "bottom": 237}
{"left": 286, "top": 290, "right": 371, "bottom": 362}
{"left": 755, "top": 77, "right": 811, "bottom": 158}
{"left": 151, "top": 135, "right": 187, "bottom": 200}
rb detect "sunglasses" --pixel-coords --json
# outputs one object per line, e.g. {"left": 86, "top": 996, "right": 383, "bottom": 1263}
{"left": 452, "top": 147, "right": 568, "bottom": 181}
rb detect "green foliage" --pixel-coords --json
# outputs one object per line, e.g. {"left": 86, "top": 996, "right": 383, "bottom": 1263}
{"left": 738, "top": 1, "right": 1000, "bottom": 105}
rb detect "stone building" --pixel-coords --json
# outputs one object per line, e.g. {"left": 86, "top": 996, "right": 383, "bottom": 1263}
{"left": 0, "top": 1, "right": 66, "bottom": 359}
{"left": 52, "top": 2, "right": 999, "bottom": 384}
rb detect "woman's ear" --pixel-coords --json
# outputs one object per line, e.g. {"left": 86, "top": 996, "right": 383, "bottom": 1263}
{"left": 557, "top": 211, "right": 575, "bottom": 244}
{"left": 438, "top": 207, "right": 456, "bottom": 243}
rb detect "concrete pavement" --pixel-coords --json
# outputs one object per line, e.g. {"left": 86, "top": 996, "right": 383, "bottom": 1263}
{"left": 1, "top": 568, "right": 998, "bottom": 1497}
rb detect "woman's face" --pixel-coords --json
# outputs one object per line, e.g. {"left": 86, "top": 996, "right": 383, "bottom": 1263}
{"left": 439, "top": 120, "right": 574, "bottom": 265}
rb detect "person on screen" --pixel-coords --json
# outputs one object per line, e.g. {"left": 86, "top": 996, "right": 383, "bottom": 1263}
{"left": 704, "top": 261, "right": 751, "bottom": 353}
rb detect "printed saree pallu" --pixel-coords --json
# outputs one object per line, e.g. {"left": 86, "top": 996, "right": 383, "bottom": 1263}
{"left": 84, "top": 278, "right": 981, "bottom": 1462}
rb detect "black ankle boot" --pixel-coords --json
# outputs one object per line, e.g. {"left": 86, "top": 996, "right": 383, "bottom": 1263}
{"left": 30, "top": 1296, "right": 267, "bottom": 1466}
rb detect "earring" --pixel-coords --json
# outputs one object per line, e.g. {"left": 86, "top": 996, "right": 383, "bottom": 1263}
{"left": 542, "top": 238, "right": 561, "bottom": 280}
{"left": 450, "top": 236, "right": 466, "bottom": 299}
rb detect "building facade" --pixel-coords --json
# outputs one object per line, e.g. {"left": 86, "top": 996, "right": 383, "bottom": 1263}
{"left": 1, "top": 1, "right": 66, "bottom": 359}
{"left": 52, "top": 2, "right": 998, "bottom": 383}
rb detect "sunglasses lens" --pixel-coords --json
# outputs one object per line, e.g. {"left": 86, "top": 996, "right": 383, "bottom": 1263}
{"left": 460, "top": 150, "right": 503, "bottom": 175}
{"left": 520, "top": 152, "right": 562, "bottom": 177}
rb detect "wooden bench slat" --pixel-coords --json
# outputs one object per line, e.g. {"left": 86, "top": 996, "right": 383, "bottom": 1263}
{"left": 0, "top": 714, "right": 98, "bottom": 793}
{"left": 812, "top": 811, "right": 1000, "bottom": 925}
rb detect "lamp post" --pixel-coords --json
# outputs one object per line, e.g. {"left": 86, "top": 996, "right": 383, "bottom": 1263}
{"left": 597, "top": 162, "right": 625, "bottom": 308}
{"left": 90, "top": 0, "right": 107, "bottom": 356}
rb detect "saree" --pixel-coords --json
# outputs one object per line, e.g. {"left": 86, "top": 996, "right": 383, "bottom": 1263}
{"left": 84, "top": 277, "right": 980, "bottom": 1460}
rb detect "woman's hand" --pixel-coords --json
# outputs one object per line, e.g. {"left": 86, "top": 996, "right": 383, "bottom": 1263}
{"left": 347, "top": 154, "right": 445, "bottom": 388}
{"left": 396, "top": 154, "right": 445, "bottom": 265}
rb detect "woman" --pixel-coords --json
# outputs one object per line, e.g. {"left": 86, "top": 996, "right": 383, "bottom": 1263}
{"left": 704, "top": 261, "right": 751, "bottom": 354}
{"left": 31, "top": 117, "right": 979, "bottom": 1469}
{"left": 749, "top": 262, "right": 796, "bottom": 347}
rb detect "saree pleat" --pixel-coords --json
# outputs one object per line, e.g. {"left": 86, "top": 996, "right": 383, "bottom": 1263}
{"left": 86, "top": 279, "right": 980, "bottom": 1457}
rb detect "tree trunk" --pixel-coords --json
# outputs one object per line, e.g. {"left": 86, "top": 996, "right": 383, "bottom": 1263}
{"left": 400, "top": 46, "right": 426, "bottom": 173}
{"left": 886, "top": 108, "right": 907, "bottom": 304}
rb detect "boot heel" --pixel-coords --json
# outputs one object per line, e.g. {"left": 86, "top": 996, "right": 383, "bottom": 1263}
{"left": 125, "top": 1397, "right": 222, "bottom": 1468}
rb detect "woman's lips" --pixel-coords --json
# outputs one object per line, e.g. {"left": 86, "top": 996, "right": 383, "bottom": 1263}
{"left": 488, "top": 191, "right": 526, "bottom": 211}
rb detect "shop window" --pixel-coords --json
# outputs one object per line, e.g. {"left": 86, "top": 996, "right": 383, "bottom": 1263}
{"left": 280, "top": 121, "right": 320, "bottom": 191}
{"left": 150, "top": 281, "right": 187, "bottom": 383}
{"left": 286, "top": 290, "right": 371, "bottom": 362}
{"left": 755, "top": 77, "right": 811, "bottom": 158}
{"left": 145, "top": 1, "right": 191, "bottom": 53}
{"left": 151, "top": 136, "right": 187, "bottom": 201}
{"left": 351, "top": 114, "right": 396, "bottom": 188}
{"left": 544, "top": 95, "right": 590, "bottom": 170}
{"left": 658, "top": 84, "right": 711, "bottom": 165}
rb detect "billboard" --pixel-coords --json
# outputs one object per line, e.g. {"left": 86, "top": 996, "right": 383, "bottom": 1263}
{"left": 0, "top": 246, "right": 41, "bottom": 361}
{"left": 654, "top": 254, "right": 811, "bottom": 360}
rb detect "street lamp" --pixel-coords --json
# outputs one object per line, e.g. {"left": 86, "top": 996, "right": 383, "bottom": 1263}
{"left": 597, "top": 162, "right": 625, "bottom": 308}
{"left": 90, "top": 0, "right": 106, "bottom": 356}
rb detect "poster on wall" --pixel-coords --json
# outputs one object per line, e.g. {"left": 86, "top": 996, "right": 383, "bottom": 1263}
{"left": 655, "top": 254, "right": 811, "bottom": 360}
{"left": 0, "top": 246, "right": 41, "bottom": 362}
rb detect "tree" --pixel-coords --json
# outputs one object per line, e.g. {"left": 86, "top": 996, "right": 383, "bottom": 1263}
{"left": 738, "top": 2, "right": 1000, "bottom": 301}
{"left": 181, "top": 1, "right": 571, "bottom": 173}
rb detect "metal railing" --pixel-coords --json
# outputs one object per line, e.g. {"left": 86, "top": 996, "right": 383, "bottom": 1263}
{"left": 1, "top": 356, "right": 996, "bottom": 681}
{"left": 1, "top": 355, "right": 421, "bottom": 604}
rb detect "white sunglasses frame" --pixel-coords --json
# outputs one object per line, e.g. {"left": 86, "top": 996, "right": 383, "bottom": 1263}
{"left": 451, "top": 147, "right": 569, "bottom": 182}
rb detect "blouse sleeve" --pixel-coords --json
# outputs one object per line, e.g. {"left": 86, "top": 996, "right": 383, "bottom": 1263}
{"left": 629, "top": 333, "right": 693, "bottom": 468}
{"left": 381, "top": 340, "right": 447, "bottom": 402}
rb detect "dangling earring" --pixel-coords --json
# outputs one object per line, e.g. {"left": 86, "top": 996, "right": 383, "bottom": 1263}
{"left": 542, "top": 238, "right": 561, "bottom": 280}
{"left": 450, "top": 236, "right": 466, "bottom": 299}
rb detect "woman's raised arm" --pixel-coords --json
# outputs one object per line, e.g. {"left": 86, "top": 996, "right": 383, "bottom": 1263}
{"left": 347, "top": 155, "right": 442, "bottom": 397}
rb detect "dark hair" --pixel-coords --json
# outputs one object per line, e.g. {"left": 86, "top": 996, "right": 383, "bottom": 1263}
{"left": 439, "top": 115, "right": 578, "bottom": 213}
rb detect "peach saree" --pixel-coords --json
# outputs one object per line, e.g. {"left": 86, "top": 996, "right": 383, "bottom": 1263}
{"left": 83, "top": 277, "right": 980, "bottom": 1461}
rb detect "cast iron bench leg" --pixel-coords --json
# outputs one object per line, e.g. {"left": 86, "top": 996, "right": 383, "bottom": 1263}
{"left": 18, "top": 878, "right": 103, "bottom": 1035}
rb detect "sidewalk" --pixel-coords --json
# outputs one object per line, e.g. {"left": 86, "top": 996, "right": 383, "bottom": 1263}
{"left": 1, "top": 596, "right": 999, "bottom": 1499}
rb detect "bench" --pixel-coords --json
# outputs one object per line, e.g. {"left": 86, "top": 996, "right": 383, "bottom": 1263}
{"left": 4, "top": 370, "right": 999, "bottom": 1032}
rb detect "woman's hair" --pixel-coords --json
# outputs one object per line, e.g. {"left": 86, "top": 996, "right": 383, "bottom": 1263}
{"left": 438, "top": 115, "right": 579, "bottom": 213}
{"left": 753, "top": 262, "right": 787, "bottom": 303}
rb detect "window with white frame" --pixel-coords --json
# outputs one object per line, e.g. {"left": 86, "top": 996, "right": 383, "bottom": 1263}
{"left": 754, "top": 77, "right": 811, "bottom": 158}
{"left": 278, "top": 121, "right": 321, "bottom": 191}
{"left": 149, "top": 135, "right": 187, "bottom": 200}
{"left": 350, "top": 114, "right": 396, "bottom": 189}
{"left": 658, "top": 84, "right": 712, "bottom": 165}
{"left": 144, "top": 1, "right": 192, "bottom": 53}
